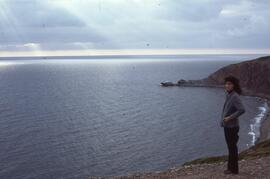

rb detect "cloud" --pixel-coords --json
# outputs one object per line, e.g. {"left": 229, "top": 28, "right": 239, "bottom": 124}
{"left": 0, "top": 1, "right": 85, "bottom": 28}
{"left": 0, "top": 0, "right": 106, "bottom": 47}
{"left": 0, "top": 0, "right": 269, "bottom": 51}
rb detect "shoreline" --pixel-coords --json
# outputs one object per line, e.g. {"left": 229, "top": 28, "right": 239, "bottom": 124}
{"left": 237, "top": 90, "right": 270, "bottom": 143}
{"left": 257, "top": 100, "right": 270, "bottom": 142}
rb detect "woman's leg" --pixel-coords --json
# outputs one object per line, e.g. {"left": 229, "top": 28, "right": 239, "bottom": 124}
{"left": 224, "top": 127, "right": 239, "bottom": 174}
{"left": 224, "top": 127, "right": 232, "bottom": 171}
{"left": 230, "top": 127, "right": 239, "bottom": 173}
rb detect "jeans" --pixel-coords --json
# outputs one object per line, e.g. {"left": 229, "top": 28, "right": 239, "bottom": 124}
{"left": 224, "top": 126, "right": 239, "bottom": 173}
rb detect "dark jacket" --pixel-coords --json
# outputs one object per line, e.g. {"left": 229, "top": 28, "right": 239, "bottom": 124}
{"left": 221, "top": 91, "right": 246, "bottom": 128}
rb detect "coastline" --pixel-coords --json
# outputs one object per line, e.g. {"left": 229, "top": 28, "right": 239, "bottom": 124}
{"left": 240, "top": 90, "right": 270, "bottom": 143}
{"left": 257, "top": 100, "right": 270, "bottom": 142}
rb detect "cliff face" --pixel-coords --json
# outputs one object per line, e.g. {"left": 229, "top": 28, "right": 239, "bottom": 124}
{"left": 202, "top": 56, "right": 270, "bottom": 96}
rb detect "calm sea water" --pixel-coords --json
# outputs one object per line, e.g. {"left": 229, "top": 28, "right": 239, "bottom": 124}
{"left": 0, "top": 55, "right": 267, "bottom": 179}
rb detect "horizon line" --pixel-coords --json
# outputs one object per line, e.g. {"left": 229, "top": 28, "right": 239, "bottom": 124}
{"left": 0, "top": 48, "right": 270, "bottom": 58}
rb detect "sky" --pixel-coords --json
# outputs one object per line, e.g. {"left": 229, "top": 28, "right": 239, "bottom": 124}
{"left": 0, "top": 0, "right": 270, "bottom": 56}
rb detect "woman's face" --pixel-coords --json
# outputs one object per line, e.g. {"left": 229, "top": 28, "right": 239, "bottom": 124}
{"left": 225, "top": 81, "right": 234, "bottom": 92}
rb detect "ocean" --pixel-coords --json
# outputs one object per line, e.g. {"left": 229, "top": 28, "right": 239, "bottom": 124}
{"left": 0, "top": 55, "right": 267, "bottom": 178}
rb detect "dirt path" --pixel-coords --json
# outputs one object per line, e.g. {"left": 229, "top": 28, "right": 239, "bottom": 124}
{"left": 90, "top": 156, "right": 270, "bottom": 179}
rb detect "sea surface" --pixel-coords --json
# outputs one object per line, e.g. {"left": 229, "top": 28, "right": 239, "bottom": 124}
{"left": 0, "top": 55, "right": 267, "bottom": 179}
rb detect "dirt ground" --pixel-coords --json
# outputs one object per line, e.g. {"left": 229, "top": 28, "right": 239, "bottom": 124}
{"left": 90, "top": 156, "right": 270, "bottom": 179}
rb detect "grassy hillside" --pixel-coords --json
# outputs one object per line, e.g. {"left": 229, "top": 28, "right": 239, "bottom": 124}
{"left": 183, "top": 139, "right": 270, "bottom": 166}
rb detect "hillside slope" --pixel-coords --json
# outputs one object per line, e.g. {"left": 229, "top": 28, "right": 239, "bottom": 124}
{"left": 201, "top": 56, "right": 270, "bottom": 96}
{"left": 184, "top": 139, "right": 270, "bottom": 166}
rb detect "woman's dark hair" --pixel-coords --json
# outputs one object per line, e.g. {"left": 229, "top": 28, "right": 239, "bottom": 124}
{"left": 224, "top": 76, "right": 242, "bottom": 95}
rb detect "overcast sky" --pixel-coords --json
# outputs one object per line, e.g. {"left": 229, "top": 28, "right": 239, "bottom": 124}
{"left": 0, "top": 0, "right": 270, "bottom": 55}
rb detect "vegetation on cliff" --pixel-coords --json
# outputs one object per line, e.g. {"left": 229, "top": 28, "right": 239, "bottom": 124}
{"left": 183, "top": 136, "right": 270, "bottom": 166}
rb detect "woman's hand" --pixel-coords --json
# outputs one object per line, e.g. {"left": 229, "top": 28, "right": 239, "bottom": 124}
{"left": 223, "top": 117, "right": 231, "bottom": 123}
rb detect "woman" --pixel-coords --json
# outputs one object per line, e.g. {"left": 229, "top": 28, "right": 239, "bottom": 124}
{"left": 221, "top": 76, "right": 245, "bottom": 175}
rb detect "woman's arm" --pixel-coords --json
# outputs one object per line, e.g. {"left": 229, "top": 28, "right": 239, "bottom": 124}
{"left": 227, "top": 95, "right": 246, "bottom": 120}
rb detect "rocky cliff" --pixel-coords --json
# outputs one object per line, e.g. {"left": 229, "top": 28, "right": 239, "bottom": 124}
{"left": 201, "top": 56, "right": 270, "bottom": 96}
